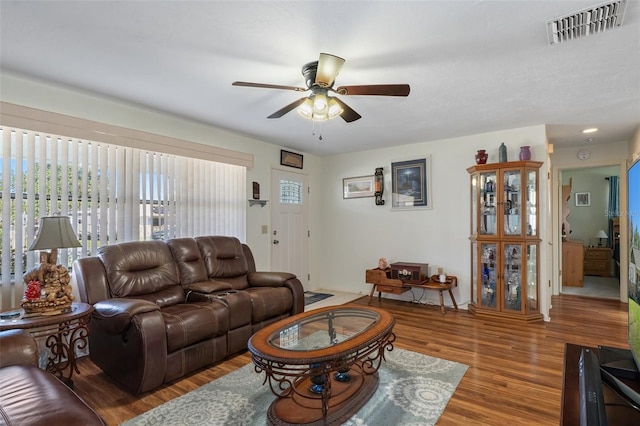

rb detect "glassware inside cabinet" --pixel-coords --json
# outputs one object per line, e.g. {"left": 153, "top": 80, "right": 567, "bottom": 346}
{"left": 503, "top": 244, "right": 521, "bottom": 311}
{"left": 481, "top": 243, "right": 497, "bottom": 308}
{"left": 480, "top": 172, "right": 497, "bottom": 235}
{"left": 503, "top": 170, "right": 521, "bottom": 236}
{"left": 525, "top": 170, "right": 537, "bottom": 237}
{"left": 526, "top": 244, "right": 538, "bottom": 311}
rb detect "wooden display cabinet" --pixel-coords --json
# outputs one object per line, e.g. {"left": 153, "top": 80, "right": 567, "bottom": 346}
{"left": 467, "top": 160, "right": 543, "bottom": 322}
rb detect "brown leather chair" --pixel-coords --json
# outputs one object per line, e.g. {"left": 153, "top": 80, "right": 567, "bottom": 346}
{"left": 0, "top": 329, "right": 105, "bottom": 425}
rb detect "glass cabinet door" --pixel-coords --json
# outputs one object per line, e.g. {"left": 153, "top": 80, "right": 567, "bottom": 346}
{"left": 480, "top": 243, "right": 498, "bottom": 309}
{"left": 503, "top": 243, "right": 522, "bottom": 312}
{"left": 526, "top": 244, "right": 538, "bottom": 311}
{"left": 471, "top": 241, "right": 478, "bottom": 305}
{"left": 503, "top": 170, "right": 522, "bottom": 237}
{"left": 480, "top": 172, "right": 497, "bottom": 236}
{"left": 525, "top": 169, "right": 537, "bottom": 237}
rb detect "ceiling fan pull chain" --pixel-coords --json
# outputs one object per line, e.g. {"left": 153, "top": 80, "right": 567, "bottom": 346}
{"left": 311, "top": 121, "right": 323, "bottom": 141}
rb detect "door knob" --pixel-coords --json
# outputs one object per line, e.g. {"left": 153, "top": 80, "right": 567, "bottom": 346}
{"left": 273, "top": 240, "right": 279, "bottom": 245}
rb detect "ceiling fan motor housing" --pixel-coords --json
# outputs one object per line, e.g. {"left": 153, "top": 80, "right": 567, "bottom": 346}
{"left": 302, "top": 61, "right": 319, "bottom": 88}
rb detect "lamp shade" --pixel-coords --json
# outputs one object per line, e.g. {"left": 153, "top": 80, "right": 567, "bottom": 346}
{"left": 28, "top": 216, "right": 82, "bottom": 251}
{"left": 595, "top": 230, "right": 608, "bottom": 239}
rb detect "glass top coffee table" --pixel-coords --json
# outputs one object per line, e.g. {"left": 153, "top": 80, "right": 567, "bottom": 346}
{"left": 248, "top": 304, "right": 395, "bottom": 425}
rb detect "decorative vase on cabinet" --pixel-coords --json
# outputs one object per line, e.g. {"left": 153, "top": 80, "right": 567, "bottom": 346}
{"left": 467, "top": 160, "right": 543, "bottom": 322}
{"left": 475, "top": 150, "right": 488, "bottom": 164}
{"left": 519, "top": 146, "right": 531, "bottom": 161}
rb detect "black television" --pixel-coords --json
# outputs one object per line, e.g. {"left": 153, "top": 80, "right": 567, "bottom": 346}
{"left": 627, "top": 157, "right": 640, "bottom": 375}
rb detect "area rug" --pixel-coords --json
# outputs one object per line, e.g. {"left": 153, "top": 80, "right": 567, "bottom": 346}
{"left": 122, "top": 348, "right": 468, "bottom": 426}
{"left": 304, "top": 291, "right": 333, "bottom": 306}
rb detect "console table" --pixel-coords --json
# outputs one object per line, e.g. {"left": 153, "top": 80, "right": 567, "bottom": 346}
{"left": 0, "top": 302, "right": 93, "bottom": 387}
{"left": 366, "top": 268, "right": 458, "bottom": 313}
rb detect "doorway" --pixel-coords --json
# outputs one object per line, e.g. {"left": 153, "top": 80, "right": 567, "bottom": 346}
{"left": 559, "top": 165, "right": 620, "bottom": 299}
{"left": 270, "top": 168, "right": 310, "bottom": 291}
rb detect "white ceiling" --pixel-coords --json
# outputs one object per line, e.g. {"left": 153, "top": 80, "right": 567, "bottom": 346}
{"left": 1, "top": 1, "right": 638, "bottom": 157}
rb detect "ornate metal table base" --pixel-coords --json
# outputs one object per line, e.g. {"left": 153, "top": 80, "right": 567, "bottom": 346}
{"left": 0, "top": 302, "right": 93, "bottom": 388}
{"left": 266, "top": 362, "right": 380, "bottom": 426}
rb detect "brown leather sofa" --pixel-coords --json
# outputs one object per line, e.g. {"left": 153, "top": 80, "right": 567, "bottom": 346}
{"left": 72, "top": 235, "right": 304, "bottom": 395}
{"left": 0, "top": 329, "right": 105, "bottom": 425}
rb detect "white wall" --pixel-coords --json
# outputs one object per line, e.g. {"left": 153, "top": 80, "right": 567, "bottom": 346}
{"left": 315, "top": 126, "right": 551, "bottom": 317}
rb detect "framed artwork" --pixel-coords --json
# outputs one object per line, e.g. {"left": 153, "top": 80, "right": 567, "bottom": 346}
{"left": 280, "top": 150, "right": 303, "bottom": 169}
{"left": 343, "top": 175, "right": 375, "bottom": 199}
{"left": 391, "top": 157, "right": 431, "bottom": 209}
{"left": 575, "top": 192, "right": 590, "bottom": 207}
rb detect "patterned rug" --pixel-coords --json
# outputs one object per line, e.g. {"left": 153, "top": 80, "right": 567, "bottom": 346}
{"left": 304, "top": 291, "right": 333, "bottom": 306}
{"left": 122, "top": 348, "right": 468, "bottom": 426}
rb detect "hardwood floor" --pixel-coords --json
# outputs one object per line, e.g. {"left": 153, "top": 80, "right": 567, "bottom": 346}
{"left": 72, "top": 294, "right": 630, "bottom": 425}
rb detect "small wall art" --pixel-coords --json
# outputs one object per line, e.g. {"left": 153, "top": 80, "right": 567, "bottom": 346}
{"left": 575, "top": 192, "right": 590, "bottom": 207}
{"left": 343, "top": 175, "right": 375, "bottom": 199}
{"left": 280, "top": 150, "right": 303, "bottom": 169}
{"left": 391, "top": 157, "right": 431, "bottom": 210}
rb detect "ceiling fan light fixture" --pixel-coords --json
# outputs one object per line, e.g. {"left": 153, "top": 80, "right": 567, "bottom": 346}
{"left": 297, "top": 98, "right": 314, "bottom": 119}
{"left": 327, "top": 98, "right": 343, "bottom": 119}
{"left": 313, "top": 93, "right": 328, "bottom": 113}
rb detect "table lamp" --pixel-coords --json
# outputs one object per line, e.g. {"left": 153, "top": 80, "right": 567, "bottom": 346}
{"left": 22, "top": 216, "right": 82, "bottom": 314}
{"left": 595, "top": 229, "right": 608, "bottom": 247}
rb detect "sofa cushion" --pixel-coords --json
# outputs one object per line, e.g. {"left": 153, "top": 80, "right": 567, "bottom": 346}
{"left": 196, "top": 236, "right": 250, "bottom": 289}
{"left": 162, "top": 302, "right": 229, "bottom": 353}
{"left": 246, "top": 287, "right": 294, "bottom": 323}
{"left": 98, "top": 241, "right": 181, "bottom": 300}
{"left": 167, "top": 237, "right": 209, "bottom": 285}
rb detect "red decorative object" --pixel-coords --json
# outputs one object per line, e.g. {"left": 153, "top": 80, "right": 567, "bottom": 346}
{"left": 24, "top": 280, "right": 41, "bottom": 301}
{"left": 475, "top": 150, "right": 488, "bottom": 164}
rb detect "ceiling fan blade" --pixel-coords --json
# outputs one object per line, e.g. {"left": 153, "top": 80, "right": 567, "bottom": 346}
{"left": 332, "top": 98, "right": 362, "bottom": 123}
{"left": 315, "top": 53, "right": 345, "bottom": 87}
{"left": 267, "top": 97, "right": 307, "bottom": 119}
{"left": 232, "top": 81, "right": 307, "bottom": 92}
{"left": 335, "top": 84, "right": 410, "bottom": 97}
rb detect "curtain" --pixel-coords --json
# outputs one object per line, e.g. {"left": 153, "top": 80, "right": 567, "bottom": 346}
{"left": 0, "top": 126, "right": 246, "bottom": 309}
{"left": 607, "top": 176, "right": 619, "bottom": 248}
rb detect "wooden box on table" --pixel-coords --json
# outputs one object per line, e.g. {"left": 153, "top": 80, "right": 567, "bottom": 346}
{"left": 365, "top": 268, "right": 407, "bottom": 294}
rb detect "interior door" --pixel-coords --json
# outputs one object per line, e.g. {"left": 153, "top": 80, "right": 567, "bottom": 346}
{"left": 271, "top": 169, "right": 309, "bottom": 290}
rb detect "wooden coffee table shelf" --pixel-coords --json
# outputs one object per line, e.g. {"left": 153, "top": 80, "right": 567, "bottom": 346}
{"left": 248, "top": 305, "right": 395, "bottom": 425}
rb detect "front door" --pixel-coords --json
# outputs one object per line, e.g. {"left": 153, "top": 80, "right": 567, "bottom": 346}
{"left": 271, "top": 169, "right": 309, "bottom": 290}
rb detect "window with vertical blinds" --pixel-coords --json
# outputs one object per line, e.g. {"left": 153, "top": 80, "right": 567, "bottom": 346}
{"left": 0, "top": 126, "right": 246, "bottom": 308}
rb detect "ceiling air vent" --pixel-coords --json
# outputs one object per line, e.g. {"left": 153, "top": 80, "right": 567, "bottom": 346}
{"left": 546, "top": 0, "right": 627, "bottom": 44}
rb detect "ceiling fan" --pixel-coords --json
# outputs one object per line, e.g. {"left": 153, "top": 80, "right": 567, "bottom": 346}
{"left": 232, "top": 53, "right": 410, "bottom": 123}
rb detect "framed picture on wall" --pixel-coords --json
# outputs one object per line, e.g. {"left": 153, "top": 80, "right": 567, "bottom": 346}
{"left": 575, "top": 192, "right": 590, "bottom": 207}
{"left": 280, "top": 150, "right": 303, "bottom": 169}
{"left": 391, "top": 157, "right": 431, "bottom": 210}
{"left": 343, "top": 175, "right": 375, "bottom": 199}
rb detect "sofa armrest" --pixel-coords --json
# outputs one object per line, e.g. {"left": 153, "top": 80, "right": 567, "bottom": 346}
{"left": 184, "top": 280, "right": 232, "bottom": 294}
{"left": 248, "top": 271, "right": 297, "bottom": 287}
{"left": 93, "top": 298, "right": 159, "bottom": 335}
{"left": 0, "top": 329, "right": 38, "bottom": 368}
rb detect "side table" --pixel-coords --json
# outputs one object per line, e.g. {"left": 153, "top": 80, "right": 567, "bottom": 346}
{"left": 0, "top": 301, "right": 93, "bottom": 387}
{"left": 405, "top": 275, "right": 459, "bottom": 314}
